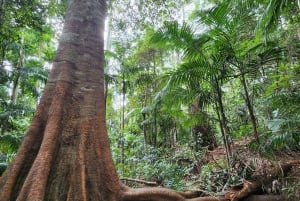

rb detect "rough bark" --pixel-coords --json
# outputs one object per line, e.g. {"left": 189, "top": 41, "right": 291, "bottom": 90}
{"left": 0, "top": 0, "right": 123, "bottom": 200}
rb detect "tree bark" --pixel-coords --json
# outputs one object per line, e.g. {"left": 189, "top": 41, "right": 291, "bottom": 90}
{"left": 0, "top": 0, "right": 123, "bottom": 200}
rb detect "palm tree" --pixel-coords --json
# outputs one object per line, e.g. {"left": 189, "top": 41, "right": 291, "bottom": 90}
{"left": 152, "top": 21, "right": 231, "bottom": 154}
{"left": 228, "top": 0, "right": 300, "bottom": 37}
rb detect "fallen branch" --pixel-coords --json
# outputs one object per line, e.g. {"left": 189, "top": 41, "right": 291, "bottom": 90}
{"left": 121, "top": 177, "right": 159, "bottom": 186}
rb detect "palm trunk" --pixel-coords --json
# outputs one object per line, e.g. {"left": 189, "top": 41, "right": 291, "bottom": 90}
{"left": 214, "top": 78, "right": 232, "bottom": 158}
{"left": 240, "top": 74, "right": 260, "bottom": 144}
{"left": 10, "top": 73, "right": 20, "bottom": 104}
{"left": 120, "top": 78, "right": 126, "bottom": 174}
{"left": 0, "top": 1, "right": 123, "bottom": 200}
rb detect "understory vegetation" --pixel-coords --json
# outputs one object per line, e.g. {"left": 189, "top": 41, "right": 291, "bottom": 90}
{"left": 1, "top": 0, "right": 300, "bottom": 199}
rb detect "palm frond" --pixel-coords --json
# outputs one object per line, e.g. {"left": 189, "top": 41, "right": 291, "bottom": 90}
{"left": 0, "top": 104, "right": 34, "bottom": 119}
{"left": 20, "top": 66, "right": 48, "bottom": 83}
{"left": 245, "top": 45, "right": 286, "bottom": 78}
{"left": 265, "top": 90, "right": 300, "bottom": 103}
{"left": 0, "top": 134, "right": 22, "bottom": 152}
{"left": 20, "top": 80, "right": 39, "bottom": 98}
{"left": 257, "top": 0, "right": 284, "bottom": 35}
{"left": 133, "top": 73, "right": 155, "bottom": 87}
{"left": 151, "top": 21, "right": 197, "bottom": 51}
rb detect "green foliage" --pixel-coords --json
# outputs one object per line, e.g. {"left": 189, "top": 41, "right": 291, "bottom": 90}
{"left": 115, "top": 144, "right": 197, "bottom": 190}
{"left": 282, "top": 181, "right": 300, "bottom": 200}
{"left": 0, "top": 0, "right": 56, "bottom": 175}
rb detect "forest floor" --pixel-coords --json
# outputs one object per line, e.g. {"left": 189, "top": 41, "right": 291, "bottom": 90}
{"left": 202, "top": 137, "right": 300, "bottom": 200}
{"left": 125, "top": 137, "right": 300, "bottom": 200}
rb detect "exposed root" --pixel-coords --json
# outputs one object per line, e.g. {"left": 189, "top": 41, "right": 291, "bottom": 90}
{"left": 121, "top": 187, "right": 226, "bottom": 201}
{"left": 187, "top": 197, "right": 225, "bottom": 201}
{"left": 122, "top": 187, "right": 185, "bottom": 201}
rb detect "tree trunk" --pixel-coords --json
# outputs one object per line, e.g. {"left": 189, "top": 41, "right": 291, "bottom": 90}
{"left": 0, "top": 0, "right": 123, "bottom": 200}
{"left": 214, "top": 78, "right": 232, "bottom": 158}
{"left": 240, "top": 75, "right": 259, "bottom": 144}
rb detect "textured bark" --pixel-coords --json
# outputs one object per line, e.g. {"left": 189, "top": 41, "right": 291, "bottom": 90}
{"left": 0, "top": 0, "right": 123, "bottom": 200}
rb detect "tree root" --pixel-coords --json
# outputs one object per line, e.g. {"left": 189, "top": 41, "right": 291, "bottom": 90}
{"left": 122, "top": 187, "right": 186, "bottom": 201}
{"left": 122, "top": 187, "right": 226, "bottom": 201}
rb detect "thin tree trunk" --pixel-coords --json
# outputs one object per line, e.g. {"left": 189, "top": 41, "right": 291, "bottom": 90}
{"left": 10, "top": 73, "right": 20, "bottom": 104}
{"left": 152, "top": 54, "right": 157, "bottom": 147}
{"left": 142, "top": 112, "right": 148, "bottom": 147}
{"left": 240, "top": 74, "right": 260, "bottom": 144}
{"left": 11, "top": 47, "right": 24, "bottom": 105}
{"left": 121, "top": 78, "right": 126, "bottom": 174}
{"left": 214, "top": 78, "right": 232, "bottom": 157}
{"left": 214, "top": 102, "right": 231, "bottom": 165}
{"left": 152, "top": 106, "right": 157, "bottom": 147}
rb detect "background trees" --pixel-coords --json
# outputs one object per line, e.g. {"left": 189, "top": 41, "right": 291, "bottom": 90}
{"left": 105, "top": 0, "right": 300, "bottom": 190}
{"left": 0, "top": 0, "right": 55, "bottom": 174}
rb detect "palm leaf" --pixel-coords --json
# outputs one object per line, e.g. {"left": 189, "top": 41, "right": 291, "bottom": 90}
{"left": 257, "top": 0, "right": 286, "bottom": 35}
{"left": 0, "top": 104, "right": 34, "bottom": 119}
{"left": 151, "top": 21, "right": 195, "bottom": 49}
{"left": 0, "top": 134, "right": 22, "bottom": 153}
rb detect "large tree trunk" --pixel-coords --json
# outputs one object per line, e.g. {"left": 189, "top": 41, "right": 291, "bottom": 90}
{"left": 0, "top": 0, "right": 123, "bottom": 200}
